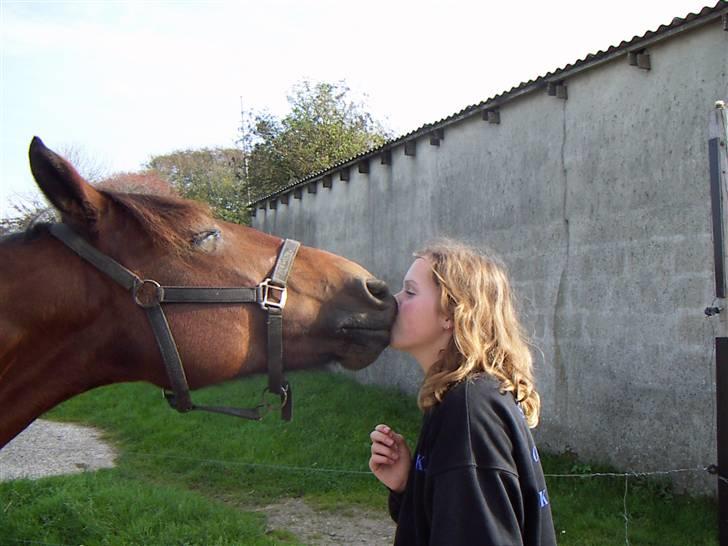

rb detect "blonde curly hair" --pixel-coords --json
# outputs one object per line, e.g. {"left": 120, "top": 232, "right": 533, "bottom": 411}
{"left": 415, "top": 240, "right": 541, "bottom": 428}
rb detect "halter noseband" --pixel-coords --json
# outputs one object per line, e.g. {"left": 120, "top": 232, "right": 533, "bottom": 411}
{"left": 49, "top": 222, "right": 300, "bottom": 421}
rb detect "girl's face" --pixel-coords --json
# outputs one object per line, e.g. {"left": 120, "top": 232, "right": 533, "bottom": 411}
{"left": 390, "top": 257, "right": 452, "bottom": 370}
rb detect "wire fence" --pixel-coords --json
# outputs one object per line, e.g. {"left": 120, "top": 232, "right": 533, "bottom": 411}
{"left": 545, "top": 465, "right": 716, "bottom": 546}
{"left": 1, "top": 446, "right": 722, "bottom": 546}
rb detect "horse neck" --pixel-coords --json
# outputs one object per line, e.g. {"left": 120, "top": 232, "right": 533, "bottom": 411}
{"left": 0, "top": 233, "right": 131, "bottom": 447}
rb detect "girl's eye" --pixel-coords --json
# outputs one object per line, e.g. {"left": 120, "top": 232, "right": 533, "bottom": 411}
{"left": 405, "top": 290, "right": 416, "bottom": 296}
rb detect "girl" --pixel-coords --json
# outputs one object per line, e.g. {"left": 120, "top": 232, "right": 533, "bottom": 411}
{"left": 369, "top": 241, "right": 556, "bottom": 545}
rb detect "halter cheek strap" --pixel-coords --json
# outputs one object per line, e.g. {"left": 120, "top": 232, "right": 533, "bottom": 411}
{"left": 49, "top": 222, "right": 300, "bottom": 421}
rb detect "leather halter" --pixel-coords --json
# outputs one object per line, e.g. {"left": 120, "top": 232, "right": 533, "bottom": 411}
{"left": 48, "top": 223, "right": 300, "bottom": 421}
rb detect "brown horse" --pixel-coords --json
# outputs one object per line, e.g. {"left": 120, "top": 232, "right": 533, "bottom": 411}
{"left": 0, "top": 138, "right": 396, "bottom": 448}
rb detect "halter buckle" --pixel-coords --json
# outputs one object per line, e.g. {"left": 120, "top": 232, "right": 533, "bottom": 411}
{"left": 257, "top": 278, "right": 287, "bottom": 311}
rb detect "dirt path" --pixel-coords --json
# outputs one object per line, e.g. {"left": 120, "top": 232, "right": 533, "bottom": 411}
{"left": 0, "top": 419, "right": 395, "bottom": 544}
{"left": 0, "top": 419, "right": 117, "bottom": 481}
{"left": 256, "top": 498, "right": 395, "bottom": 545}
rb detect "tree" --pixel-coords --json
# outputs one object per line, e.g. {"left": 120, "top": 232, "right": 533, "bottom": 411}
{"left": 245, "top": 80, "right": 391, "bottom": 201}
{"left": 0, "top": 196, "right": 56, "bottom": 235}
{"left": 2, "top": 81, "right": 390, "bottom": 233}
{"left": 56, "top": 144, "right": 110, "bottom": 183}
{"left": 147, "top": 148, "right": 249, "bottom": 224}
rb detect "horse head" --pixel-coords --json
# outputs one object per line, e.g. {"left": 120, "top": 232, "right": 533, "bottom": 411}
{"left": 0, "top": 137, "right": 396, "bottom": 446}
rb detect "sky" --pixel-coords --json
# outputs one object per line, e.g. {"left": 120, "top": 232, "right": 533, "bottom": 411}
{"left": 0, "top": 0, "right": 715, "bottom": 217}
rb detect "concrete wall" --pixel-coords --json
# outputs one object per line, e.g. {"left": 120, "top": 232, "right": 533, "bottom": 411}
{"left": 254, "top": 20, "right": 728, "bottom": 493}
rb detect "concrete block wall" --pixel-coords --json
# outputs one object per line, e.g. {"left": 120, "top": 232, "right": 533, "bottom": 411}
{"left": 254, "top": 19, "right": 728, "bottom": 493}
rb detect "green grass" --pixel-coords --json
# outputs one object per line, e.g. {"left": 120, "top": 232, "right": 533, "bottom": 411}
{"left": 0, "top": 472, "right": 288, "bottom": 545}
{"left": 0, "top": 370, "right": 718, "bottom": 545}
{"left": 39, "top": 370, "right": 420, "bottom": 508}
{"left": 541, "top": 456, "right": 717, "bottom": 545}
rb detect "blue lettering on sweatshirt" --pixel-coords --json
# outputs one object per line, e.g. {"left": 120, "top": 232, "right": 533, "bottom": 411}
{"left": 415, "top": 454, "right": 427, "bottom": 472}
{"left": 532, "top": 446, "right": 540, "bottom": 463}
{"left": 538, "top": 488, "right": 549, "bottom": 508}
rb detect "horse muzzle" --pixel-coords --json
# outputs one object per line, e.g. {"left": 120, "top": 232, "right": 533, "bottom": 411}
{"left": 333, "top": 304, "right": 397, "bottom": 370}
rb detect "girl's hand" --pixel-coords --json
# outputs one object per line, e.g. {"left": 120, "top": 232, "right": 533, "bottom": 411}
{"left": 369, "top": 424, "right": 411, "bottom": 493}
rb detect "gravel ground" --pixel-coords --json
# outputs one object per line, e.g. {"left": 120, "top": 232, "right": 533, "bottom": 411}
{"left": 257, "top": 498, "right": 395, "bottom": 545}
{"left": 0, "top": 419, "right": 396, "bottom": 544}
{"left": 0, "top": 419, "right": 117, "bottom": 481}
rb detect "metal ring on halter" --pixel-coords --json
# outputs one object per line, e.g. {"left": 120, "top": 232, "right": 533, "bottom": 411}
{"left": 132, "top": 279, "right": 164, "bottom": 308}
{"left": 261, "top": 385, "right": 289, "bottom": 409}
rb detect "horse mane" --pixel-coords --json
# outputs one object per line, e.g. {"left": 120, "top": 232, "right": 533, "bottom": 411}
{"left": 3, "top": 172, "right": 212, "bottom": 255}
{"left": 97, "top": 171, "right": 177, "bottom": 197}
{"left": 103, "top": 184, "right": 212, "bottom": 256}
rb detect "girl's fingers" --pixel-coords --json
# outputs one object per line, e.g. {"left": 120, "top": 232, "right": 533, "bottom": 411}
{"left": 370, "top": 430, "right": 395, "bottom": 447}
{"left": 374, "top": 425, "right": 405, "bottom": 447}
{"left": 371, "top": 441, "right": 399, "bottom": 460}
{"left": 370, "top": 453, "right": 396, "bottom": 467}
{"left": 369, "top": 424, "right": 404, "bottom": 469}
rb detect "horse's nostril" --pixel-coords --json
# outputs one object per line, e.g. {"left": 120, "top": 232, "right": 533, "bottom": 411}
{"left": 366, "top": 278, "right": 390, "bottom": 301}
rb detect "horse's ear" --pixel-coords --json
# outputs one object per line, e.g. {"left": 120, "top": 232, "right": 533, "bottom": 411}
{"left": 29, "top": 137, "right": 108, "bottom": 233}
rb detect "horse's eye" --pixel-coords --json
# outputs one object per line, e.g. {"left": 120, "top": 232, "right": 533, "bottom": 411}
{"left": 192, "top": 229, "right": 221, "bottom": 248}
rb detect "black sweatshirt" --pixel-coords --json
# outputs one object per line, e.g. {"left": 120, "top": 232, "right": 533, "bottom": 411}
{"left": 388, "top": 375, "right": 557, "bottom": 546}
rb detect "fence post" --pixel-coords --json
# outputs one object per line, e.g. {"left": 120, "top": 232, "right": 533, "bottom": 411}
{"left": 718, "top": 338, "right": 728, "bottom": 545}
{"left": 709, "top": 102, "right": 728, "bottom": 545}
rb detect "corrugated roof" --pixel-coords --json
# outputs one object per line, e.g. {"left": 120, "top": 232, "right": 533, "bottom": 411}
{"left": 252, "top": 1, "right": 728, "bottom": 207}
